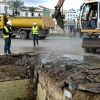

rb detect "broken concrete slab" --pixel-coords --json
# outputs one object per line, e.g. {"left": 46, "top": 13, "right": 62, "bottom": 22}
{"left": 84, "top": 65, "right": 100, "bottom": 70}
{"left": 78, "top": 83, "right": 100, "bottom": 93}
{"left": 68, "top": 81, "right": 78, "bottom": 91}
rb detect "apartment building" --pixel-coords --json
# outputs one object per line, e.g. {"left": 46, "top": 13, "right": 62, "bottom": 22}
{"left": 66, "top": 8, "right": 80, "bottom": 21}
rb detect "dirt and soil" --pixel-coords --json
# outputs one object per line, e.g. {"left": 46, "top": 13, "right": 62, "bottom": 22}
{"left": 0, "top": 36, "right": 100, "bottom": 100}
{"left": 0, "top": 55, "right": 16, "bottom": 65}
{"left": 0, "top": 55, "right": 25, "bottom": 81}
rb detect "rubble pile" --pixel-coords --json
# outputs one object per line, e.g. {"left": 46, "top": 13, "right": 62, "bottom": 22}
{"left": 38, "top": 55, "right": 100, "bottom": 94}
{"left": 0, "top": 54, "right": 38, "bottom": 81}
{"left": 0, "top": 53, "right": 100, "bottom": 95}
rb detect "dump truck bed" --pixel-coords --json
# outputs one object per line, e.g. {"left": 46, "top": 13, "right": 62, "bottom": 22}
{"left": 7, "top": 16, "right": 54, "bottom": 29}
{"left": 0, "top": 15, "right": 54, "bottom": 29}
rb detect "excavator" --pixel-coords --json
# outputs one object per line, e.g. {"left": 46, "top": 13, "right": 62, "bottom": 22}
{"left": 54, "top": 0, "right": 100, "bottom": 53}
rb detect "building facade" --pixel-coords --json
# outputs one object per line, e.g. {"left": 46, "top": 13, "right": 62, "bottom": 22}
{"left": 66, "top": 9, "right": 80, "bottom": 21}
{"left": 0, "top": 0, "right": 11, "bottom": 14}
{"left": 64, "top": 8, "right": 80, "bottom": 32}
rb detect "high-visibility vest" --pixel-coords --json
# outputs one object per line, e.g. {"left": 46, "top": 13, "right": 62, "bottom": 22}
{"left": 32, "top": 26, "right": 39, "bottom": 34}
{"left": 3, "top": 26, "right": 12, "bottom": 38}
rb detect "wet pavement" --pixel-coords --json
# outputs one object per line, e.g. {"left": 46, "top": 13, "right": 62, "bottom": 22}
{"left": 0, "top": 35, "right": 100, "bottom": 64}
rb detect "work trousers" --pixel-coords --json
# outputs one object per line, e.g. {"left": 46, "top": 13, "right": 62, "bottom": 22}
{"left": 32, "top": 34, "right": 38, "bottom": 46}
{"left": 4, "top": 38, "right": 11, "bottom": 53}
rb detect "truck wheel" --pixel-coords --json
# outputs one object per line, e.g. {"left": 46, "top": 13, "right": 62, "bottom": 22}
{"left": 20, "top": 31, "right": 29, "bottom": 39}
{"left": 89, "top": 48, "right": 96, "bottom": 53}
{"left": 29, "top": 31, "right": 33, "bottom": 39}
{"left": 38, "top": 36, "right": 46, "bottom": 39}
{"left": 38, "top": 29, "right": 48, "bottom": 39}
{"left": 0, "top": 30, "right": 3, "bottom": 38}
{"left": 84, "top": 48, "right": 90, "bottom": 53}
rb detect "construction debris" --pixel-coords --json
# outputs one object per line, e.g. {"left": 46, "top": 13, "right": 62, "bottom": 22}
{"left": 0, "top": 53, "right": 100, "bottom": 100}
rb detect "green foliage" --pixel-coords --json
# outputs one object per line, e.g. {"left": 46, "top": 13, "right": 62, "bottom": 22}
{"left": 9, "top": 0, "right": 24, "bottom": 10}
{"left": 29, "top": 7, "right": 35, "bottom": 13}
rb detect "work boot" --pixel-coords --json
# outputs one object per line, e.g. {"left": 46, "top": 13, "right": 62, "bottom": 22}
{"left": 8, "top": 52, "right": 12, "bottom": 54}
{"left": 4, "top": 52, "right": 7, "bottom": 55}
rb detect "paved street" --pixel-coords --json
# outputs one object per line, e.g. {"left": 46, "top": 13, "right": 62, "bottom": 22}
{"left": 0, "top": 36, "right": 83, "bottom": 55}
{"left": 0, "top": 35, "right": 100, "bottom": 63}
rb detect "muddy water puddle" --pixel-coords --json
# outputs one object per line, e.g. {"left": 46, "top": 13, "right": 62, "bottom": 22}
{"left": 62, "top": 54, "right": 83, "bottom": 61}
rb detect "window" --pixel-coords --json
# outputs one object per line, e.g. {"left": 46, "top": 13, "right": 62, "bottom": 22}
{"left": 52, "top": 14, "right": 54, "bottom": 18}
{"left": 17, "top": 12, "right": 20, "bottom": 15}
{"left": 81, "top": 3, "right": 92, "bottom": 28}
{"left": 82, "top": 4, "right": 90, "bottom": 20}
{"left": 38, "top": 13, "right": 40, "bottom": 16}
{"left": 25, "top": 12, "right": 28, "bottom": 17}
{"left": 62, "top": 14, "right": 65, "bottom": 19}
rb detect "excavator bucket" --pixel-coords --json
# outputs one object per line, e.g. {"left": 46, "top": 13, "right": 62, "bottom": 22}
{"left": 82, "top": 38, "right": 100, "bottom": 48}
{"left": 54, "top": 9, "right": 64, "bottom": 29}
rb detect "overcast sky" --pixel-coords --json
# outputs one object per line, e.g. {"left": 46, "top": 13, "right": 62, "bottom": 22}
{"left": 23, "top": 0, "right": 84, "bottom": 10}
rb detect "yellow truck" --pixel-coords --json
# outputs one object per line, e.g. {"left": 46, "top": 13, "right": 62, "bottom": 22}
{"left": 0, "top": 14, "right": 54, "bottom": 39}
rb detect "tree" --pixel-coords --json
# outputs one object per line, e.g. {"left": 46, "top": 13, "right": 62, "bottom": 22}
{"left": 9, "top": 0, "right": 24, "bottom": 15}
{"left": 29, "top": 7, "right": 35, "bottom": 17}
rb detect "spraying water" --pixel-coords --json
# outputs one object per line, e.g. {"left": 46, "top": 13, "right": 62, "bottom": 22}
{"left": 41, "top": 52, "right": 56, "bottom": 64}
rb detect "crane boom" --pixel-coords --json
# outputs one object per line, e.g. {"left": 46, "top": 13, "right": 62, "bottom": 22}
{"left": 54, "top": 0, "right": 65, "bottom": 29}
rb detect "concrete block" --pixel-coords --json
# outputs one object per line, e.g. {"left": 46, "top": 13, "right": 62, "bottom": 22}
{"left": 0, "top": 79, "right": 33, "bottom": 100}
{"left": 36, "top": 83, "right": 46, "bottom": 100}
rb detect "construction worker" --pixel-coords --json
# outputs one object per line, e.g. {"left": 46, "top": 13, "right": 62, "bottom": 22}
{"left": 3, "top": 21, "right": 13, "bottom": 54}
{"left": 87, "top": 11, "right": 97, "bottom": 29}
{"left": 69, "top": 26, "right": 73, "bottom": 38}
{"left": 32, "top": 22, "right": 39, "bottom": 47}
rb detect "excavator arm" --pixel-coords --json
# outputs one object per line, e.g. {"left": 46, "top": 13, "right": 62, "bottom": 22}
{"left": 54, "top": 0, "right": 65, "bottom": 29}
{"left": 55, "top": 0, "right": 65, "bottom": 10}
